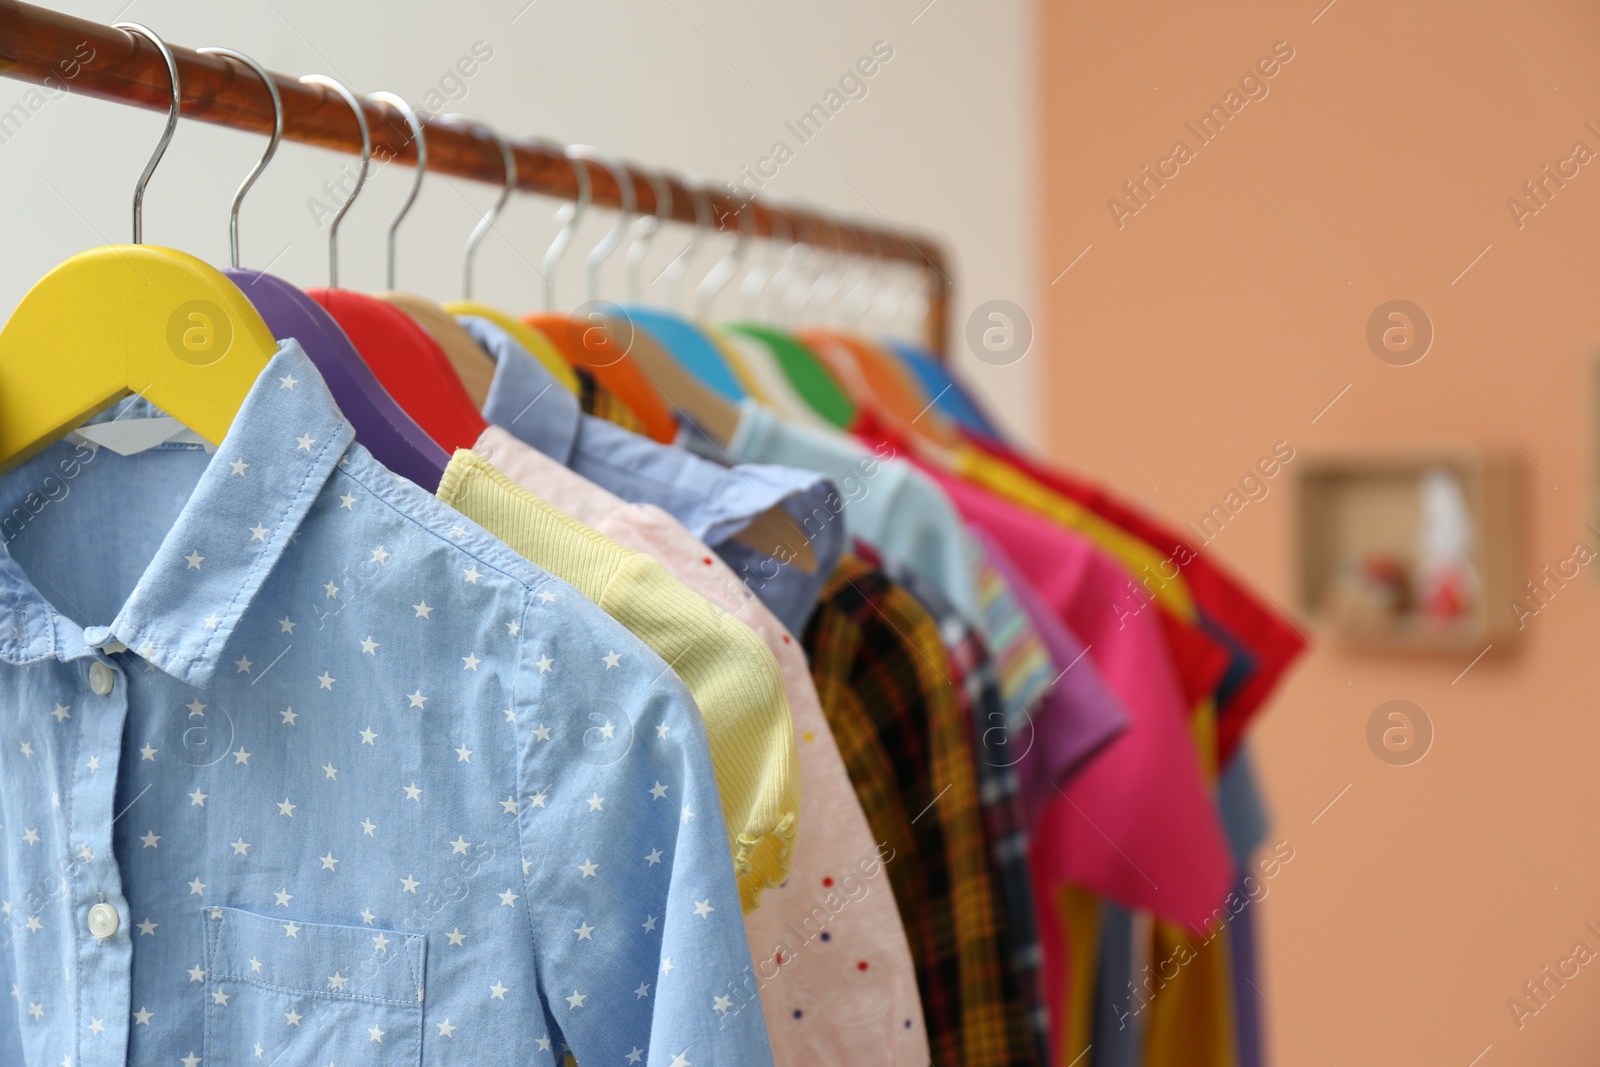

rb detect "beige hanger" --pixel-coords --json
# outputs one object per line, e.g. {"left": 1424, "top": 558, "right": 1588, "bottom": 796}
{"left": 368, "top": 110, "right": 504, "bottom": 405}
{"left": 377, "top": 290, "right": 497, "bottom": 404}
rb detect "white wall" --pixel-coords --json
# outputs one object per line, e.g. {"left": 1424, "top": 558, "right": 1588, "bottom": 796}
{"left": 1, "top": 0, "right": 1040, "bottom": 442}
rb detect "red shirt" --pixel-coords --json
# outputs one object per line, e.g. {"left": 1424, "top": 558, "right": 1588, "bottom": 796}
{"left": 962, "top": 433, "right": 1305, "bottom": 764}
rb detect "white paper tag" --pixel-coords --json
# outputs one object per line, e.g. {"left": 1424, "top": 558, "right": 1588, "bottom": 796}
{"left": 71, "top": 417, "right": 217, "bottom": 456}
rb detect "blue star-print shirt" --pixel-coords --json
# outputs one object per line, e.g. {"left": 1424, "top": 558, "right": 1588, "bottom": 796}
{"left": 0, "top": 340, "right": 774, "bottom": 1067}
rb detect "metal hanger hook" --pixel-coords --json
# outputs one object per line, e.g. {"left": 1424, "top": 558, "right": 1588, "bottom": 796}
{"left": 196, "top": 48, "right": 281, "bottom": 268}
{"left": 114, "top": 23, "right": 180, "bottom": 245}
{"left": 895, "top": 267, "right": 932, "bottom": 338}
{"left": 662, "top": 181, "right": 711, "bottom": 311}
{"left": 798, "top": 211, "right": 849, "bottom": 324}
{"left": 564, "top": 145, "right": 635, "bottom": 305}
{"left": 694, "top": 186, "right": 753, "bottom": 319}
{"left": 539, "top": 138, "right": 591, "bottom": 310}
{"left": 625, "top": 167, "right": 672, "bottom": 303}
{"left": 781, "top": 210, "right": 827, "bottom": 324}
{"left": 837, "top": 223, "right": 887, "bottom": 326}
{"left": 440, "top": 113, "right": 514, "bottom": 300}
{"left": 299, "top": 74, "right": 370, "bottom": 288}
{"left": 371, "top": 92, "right": 428, "bottom": 290}
{"left": 826, "top": 219, "right": 873, "bottom": 326}
{"left": 869, "top": 261, "right": 910, "bottom": 334}
{"left": 768, "top": 208, "right": 814, "bottom": 325}
{"left": 740, "top": 200, "right": 790, "bottom": 320}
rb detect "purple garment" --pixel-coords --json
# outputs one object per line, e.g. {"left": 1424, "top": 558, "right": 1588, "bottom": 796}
{"left": 1230, "top": 886, "right": 1264, "bottom": 1067}
{"left": 967, "top": 524, "right": 1132, "bottom": 826}
{"left": 1220, "top": 747, "right": 1270, "bottom": 1067}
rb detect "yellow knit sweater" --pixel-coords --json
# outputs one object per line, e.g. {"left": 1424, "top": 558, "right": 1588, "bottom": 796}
{"left": 437, "top": 449, "right": 798, "bottom": 911}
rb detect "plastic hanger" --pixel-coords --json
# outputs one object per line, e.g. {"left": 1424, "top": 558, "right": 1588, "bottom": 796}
{"left": 722, "top": 211, "right": 859, "bottom": 428}
{"left": 871, "top": 252, "right": 1005, "bottom": 441}
{"left": 0, "top": 23, "right": 278, "bottom": 471}
{"left": 692, "top": 192, "right": 774, "bottom": 406}
{"left": 789, "top": 216, "right": 913, "bottom": 414}
{"left": 547, "top": 157, "right": 738, "bottom": 442}
{"left": 553, "top": 158, "right": 813, "bottom": 571}
{"left": 364, "top": 103, "right": 502, "bottom": 412}
{"left": 798, "top": 215, "right": 962, "bottom": 447}
{"left": 834, "top": 227, "right": 968, "bottom": 447}
{"left": 300, "top": 80, "right": 485, "bottom": 452}
{"left": 831, "top": 222, "right": 950, "bottom": 422}
{"left": 618, "top": 181, "right": 748, "bottom": 401}
{"left": 438, "top": 123, "right": 582, "bottom": 402}
{"left": 774, "top": 217, "right": 876, "bottom": 409}
{"left": 200, "top": 50, "right": 446, "bottom": 489}
{"left": 717, "top": 204, "right": 841, "bottom": 429}
{"left": 520, "top": 147, "right": 676, "bottom": 443}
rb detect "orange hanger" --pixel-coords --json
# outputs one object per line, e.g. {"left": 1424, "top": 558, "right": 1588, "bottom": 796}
{"left": 525, "top": 144, "right": 679, "bottom": 443}
{"left": 523, "top": 311, "right": 678, "bottom": 443}
{"left": 556, "top": 147, "right": 816, "bottom": 572}
{"left": 799, "top": 327, "right": 961, "bottom": 445}
{"left": 794, "top": 220, "right": 961, "bottom": 446}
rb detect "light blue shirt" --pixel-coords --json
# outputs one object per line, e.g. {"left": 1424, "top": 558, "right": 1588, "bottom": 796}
{"left": 693, "top": 399, "right": 981, "bottom": 624}
{"left": 0, "top": 341, "right": 773, "bottom": 1067}
{"left": 466, "top": 315, "right": 844, "bottom": 636}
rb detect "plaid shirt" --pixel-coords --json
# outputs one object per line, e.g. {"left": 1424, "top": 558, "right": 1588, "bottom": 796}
{"left": 804, "top": 555, "right": 1039, "bottom": 1067}
{"left": 575, "top": 366, "right": 652, "bottom": 437}
{"left": 881, "top": 557, "right": 1050, "bottom": 1067}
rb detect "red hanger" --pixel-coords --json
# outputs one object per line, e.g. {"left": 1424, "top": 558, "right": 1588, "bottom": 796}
{"left": 294, "top": 89, "right": 487, "bottom": 453}
{"left": 310, "top": 287, "right": 487, "bottom": 451}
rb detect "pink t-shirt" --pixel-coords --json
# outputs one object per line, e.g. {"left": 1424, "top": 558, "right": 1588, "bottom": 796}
{"left": 476, "top": 425, "right": 930, "bottom": 1065}
{"left": 912, "top": 462, "right": 1235, "bottom": 1043}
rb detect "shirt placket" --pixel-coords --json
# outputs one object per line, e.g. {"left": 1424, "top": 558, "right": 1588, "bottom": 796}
{"left": 61, "top": 644, "right": 132, "bottom": 1066}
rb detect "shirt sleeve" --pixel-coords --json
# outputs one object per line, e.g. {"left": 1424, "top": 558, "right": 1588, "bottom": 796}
{"left": 510, "top": 583, "right": 775, "bottom": 1067}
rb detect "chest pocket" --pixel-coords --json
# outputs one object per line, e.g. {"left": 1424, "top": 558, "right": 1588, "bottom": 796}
{"left": 202, "top": 905, "right": 426, "bottom": 1065}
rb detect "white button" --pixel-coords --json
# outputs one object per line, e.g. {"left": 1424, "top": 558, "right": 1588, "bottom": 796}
{"left": 87, "top": 902, "right": 119, "bottom": 940}
{"left": 88, "top": 662, "right": 115, "bottom": 696}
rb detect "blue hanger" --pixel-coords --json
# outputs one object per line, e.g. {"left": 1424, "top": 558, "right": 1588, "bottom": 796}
{"left": 616, "top": 180, "right": 747, "bottom": 401}
{"left": 881, "top": 337, "right": 1005, "bottom": 442}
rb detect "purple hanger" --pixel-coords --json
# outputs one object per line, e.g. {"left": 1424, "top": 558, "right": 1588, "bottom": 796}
{"left": 194, "top": 49, "right": 446, "bottom": 490}
{"left": 227, "top": 269, "right": 448, "bottom": 490}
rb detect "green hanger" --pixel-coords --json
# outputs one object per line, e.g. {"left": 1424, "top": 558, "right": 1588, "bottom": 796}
{"left": 722, "top": 323, "right": 856, "bottom": 429}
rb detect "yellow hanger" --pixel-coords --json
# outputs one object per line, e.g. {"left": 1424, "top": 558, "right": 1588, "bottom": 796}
{"left": 0, "top": 23, "right": 277, "bottom": 473}
{"left": 441, "top": 300, "right": 579, "bottom": 401}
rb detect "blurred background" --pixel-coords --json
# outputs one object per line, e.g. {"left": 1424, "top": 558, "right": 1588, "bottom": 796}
{"left": 4, "top": 0, "right": 1599, "bottom": 1063}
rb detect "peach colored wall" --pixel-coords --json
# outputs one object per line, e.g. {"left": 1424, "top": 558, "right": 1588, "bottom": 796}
{"left": 1036, "top": 0, "right": 1600, "bottom": 1063}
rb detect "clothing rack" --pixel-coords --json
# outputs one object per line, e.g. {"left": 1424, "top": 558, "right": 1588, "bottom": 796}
{"left": 0, "top": 0, "right": 953, "bottom": 354}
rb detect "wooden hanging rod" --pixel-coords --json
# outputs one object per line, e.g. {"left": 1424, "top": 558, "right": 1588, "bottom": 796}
{"left": 0, "top": 0, "right": 952, "bottom": 353}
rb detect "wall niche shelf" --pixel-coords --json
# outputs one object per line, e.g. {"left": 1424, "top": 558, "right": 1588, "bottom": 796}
{"left": 1294, "top": 446, "right": 1521, "bottom": 652}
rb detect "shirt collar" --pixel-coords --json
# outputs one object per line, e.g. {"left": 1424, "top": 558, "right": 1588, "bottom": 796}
{"left": 470, "top": 315, "right": 583, "bottom": 465}
{"left": 467, "top": 315, "right": 845, "bottom": 633}
{"left": 0, "top": 340, "right": 353, "bottom": 686}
